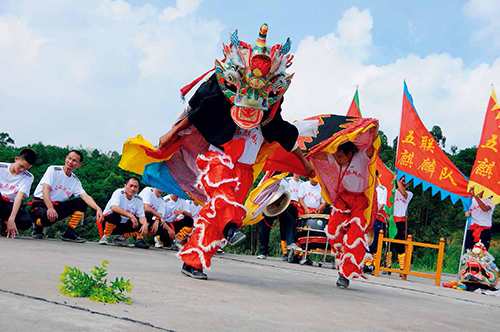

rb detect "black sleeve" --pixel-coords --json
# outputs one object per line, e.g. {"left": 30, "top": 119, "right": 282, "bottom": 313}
{"left": 187, "top": 75, "right": 236, "bottom": 148}
{"left": 261, "top": 101, "right": 299, "bottom": 152}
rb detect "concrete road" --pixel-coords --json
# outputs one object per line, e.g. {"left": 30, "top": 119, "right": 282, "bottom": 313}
{"left": 0, "top": 237, "right": 498, "bottom": 332}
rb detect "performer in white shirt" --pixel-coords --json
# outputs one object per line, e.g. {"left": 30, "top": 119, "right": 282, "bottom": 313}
{"left": 323, "top": 128, "right": 378, "bottom": 288}
{"left": 139, "top": 187, "right": 176, "bottom": 248}
{"left": 298, "top": 179, "right": 326, "bottom": 215}
{"left": 465, "top": 188, "right": 495, "bottom": 250}
{"left": 392, "top": 173, "right": 413, "bottom": 270}
{"left": 98, "top": 177, "right": 149, "bottom": 248}
{"left": 0, "top": 148, "right": 37, "bottom": 238}
{"left": 258, "top": 174, "right": 302, "bottom": 261}
{"left": 155, "top": 195, "right": 196, "bottom": 248}
{"left": 365, "top": 170, "right": 388, "bottom": 273}
{"left": 30, "top": 150, "right": 102, "bottom": 243}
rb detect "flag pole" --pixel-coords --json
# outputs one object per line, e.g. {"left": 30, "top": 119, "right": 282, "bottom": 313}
{"left": 457, "top": 216, "right": 471, "bottom": 275}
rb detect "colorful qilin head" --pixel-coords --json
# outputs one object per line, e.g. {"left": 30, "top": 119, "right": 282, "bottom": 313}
{"left": 215, "top": 23, "right": 294, "bottom": 129}
{"left": 459, "top": 241, "right": 498, "bottom": 289}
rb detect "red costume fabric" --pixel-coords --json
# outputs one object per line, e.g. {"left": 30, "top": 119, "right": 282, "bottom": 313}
{"left": 326, "top": 190, "right": 369, "bottom": 279}
{"left": 178, "top": 139, "right": 253, "bottom": 270}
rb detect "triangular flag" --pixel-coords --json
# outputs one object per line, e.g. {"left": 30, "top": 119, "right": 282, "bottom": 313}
{"left": 396, "top": 82, "right": 470, "bottom": 209}
{"left": 346, "top": 89, "right": 361, "bottom": 118}
{"left": 468, "top": 89, "right": 500, "bottom": 205}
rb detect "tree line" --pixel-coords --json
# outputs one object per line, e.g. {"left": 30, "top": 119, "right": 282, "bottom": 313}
{"left": 0, "top": 129, "right": 498, "bottom": 272}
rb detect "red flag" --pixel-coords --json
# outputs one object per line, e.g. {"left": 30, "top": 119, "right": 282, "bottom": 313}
{"left": 377, "top": 156, "right": 394, "bottom": 209}
{"left": 346, "top": 89, "right": 361, "bottom": 118}
{"left": 396, "top": 83, "right": 469, "bottom": 206}
{"left": 469, "top": 89, "right": 500, "bottom": 205}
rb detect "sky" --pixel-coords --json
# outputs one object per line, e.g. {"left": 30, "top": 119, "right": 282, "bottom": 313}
{"left": 1, "top": 0, "right": 500, "bottom": 154}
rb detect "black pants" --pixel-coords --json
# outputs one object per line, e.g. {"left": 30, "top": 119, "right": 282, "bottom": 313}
{"left": 0, "top": 196, "right": 33, "bottom": 231}
{"left": 394, "top": 221, "right": 406, "bottom": 254}
{"left": 259, "top": 204, "right": 297, "bottom": 255}
{"left": 102, "top": 212, "right": 143, "bottom": 236}
{"left": 29, "top": 198, "right": 87, "bottom": 227}
{"left": 158, "top": 215, "right": 194, "bottom": 246}
{"left": 465, "top": 228, "right": 491, "bottom": 251}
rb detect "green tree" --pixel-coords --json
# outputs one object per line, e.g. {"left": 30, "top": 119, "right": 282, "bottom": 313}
{"left": 0, "top": 133, "right": 15, "bottom": 147}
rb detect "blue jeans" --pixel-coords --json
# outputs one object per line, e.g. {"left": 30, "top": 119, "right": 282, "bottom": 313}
{"left": 369, "top": 219, "right": 386, "bottom": 254}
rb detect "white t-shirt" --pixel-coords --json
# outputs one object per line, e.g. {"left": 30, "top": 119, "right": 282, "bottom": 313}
{"left": 186, "top": 200, "right": 202, "bottom": 218}
{"left": 284, "top": 177, "right": 303, "bottom": 202}
{"left": 376, "top": 184, "right": 388, "bottom": 207}
{"left": 163, "top": 195, "right": 188, "bottom": 222}
{"left": 209, "top": 125, "right": 264, "bottom": 165}
{"left": 0, "top": 162, "right": 34, "bottom": 202}
{"left": 394, "top": 190, "right": 413, "bottom": 218}
{"left": 139, "top": 187, "right": 164, "bottom": 214}
{"left": 104, "top": 188, "right": 145, "bottom": 223}
{"left": 330, "top": 151, "right": 371, "bottom": 193}
{"left": 33, "top": 166, "right": 85, "bottom": 202}
{"left": 470, "top": 197, "right": 495, "bottom": 227}
{"left": 298, "top": 181, "right": 324, "bottom": 209}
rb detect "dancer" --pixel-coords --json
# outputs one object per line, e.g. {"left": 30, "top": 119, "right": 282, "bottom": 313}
{"left": 325, "top": 125, "right": 378, "bottom": 288}
{"left": 158, "top": 24, "right": 314, "bottom": 280}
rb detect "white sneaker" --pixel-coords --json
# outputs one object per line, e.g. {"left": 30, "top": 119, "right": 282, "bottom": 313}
{"left": 154, "top": 236, "right": 163, "bottom": 248}
{"left": 287, "top": 243, "right": 301, "bottom": 251}
{"left": 113, "top": 235, "right": 128, "bottom": 247}
{"left": 99, "top": 236, "right": 109, "bottom": 245}
{"left": 257, "top": 254, "right": 267, "bottom": 260}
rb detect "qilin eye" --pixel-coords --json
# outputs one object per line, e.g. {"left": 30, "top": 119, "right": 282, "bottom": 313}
{"left": 224, "top": 70, "right": 241, "bottom": 85}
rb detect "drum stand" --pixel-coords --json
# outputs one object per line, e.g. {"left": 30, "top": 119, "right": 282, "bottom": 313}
{"left": 293, "top": 226, "right": 336, "bottom": 268}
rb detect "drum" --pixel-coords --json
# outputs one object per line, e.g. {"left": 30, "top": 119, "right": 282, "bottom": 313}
{"left": 296, "top": 214, "right": 330, "bottom": 251}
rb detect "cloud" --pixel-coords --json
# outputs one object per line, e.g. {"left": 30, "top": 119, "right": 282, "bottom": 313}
{"left": 0, "top": 0, "right": 223, "bottom": 152}
{"left": 1, "top": 2, "right": 499, "bottom": 156}
{"left": 285, "top": 6, "right": 500, "bottom": 151}
{"left": 160, "top": 0, "right": 203, "bottom": 23}
{"left": 463, "top": 0, "right": 500, "bottom": 49}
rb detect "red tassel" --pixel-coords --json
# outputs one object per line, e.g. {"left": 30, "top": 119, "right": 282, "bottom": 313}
{"left": 180, "top": 67, "right": 215, "bottom": 99}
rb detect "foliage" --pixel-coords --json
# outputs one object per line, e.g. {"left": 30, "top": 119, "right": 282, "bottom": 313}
{"left": 59, "top": 260, "right": 133, "bottom": 304}
{"left": 0, "top": 132, "right": 14, "bottom": 147}
{"left": 0, "top": 137, "right": 138, "bottom": 241}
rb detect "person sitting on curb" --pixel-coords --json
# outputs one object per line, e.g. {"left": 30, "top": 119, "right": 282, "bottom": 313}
{"left": 98, "top": 176, "right": 149, "bottom": 249}
{"left": 138, "top": 187, "right": 175, "bottom": 248}
{"left": 0, "top": 148, "right": 37, "bottom": 238}
{"left": 30, "top": 150, "right": 102, "bottom": 243}
{"left": 156, "top": 195, "right": 196, "bottom": 249}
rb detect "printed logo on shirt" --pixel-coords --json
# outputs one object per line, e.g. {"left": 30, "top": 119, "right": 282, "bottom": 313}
{"left": 0, "top": 183, "right": 19, "bottom": 195}
{"left": 345, "top": 167, "right": 366, "bottom": 180}
{"left": 50, "top": 185, "right": 73, "bottom": 199}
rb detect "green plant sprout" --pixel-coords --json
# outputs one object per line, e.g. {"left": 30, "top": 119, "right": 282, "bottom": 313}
{"left": 59, "top": 260, "right": 133, "bottom": 304}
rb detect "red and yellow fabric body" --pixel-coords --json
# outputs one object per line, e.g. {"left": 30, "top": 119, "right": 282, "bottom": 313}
{"left": 178, "top": 139, "right": 254, "bottom": 271}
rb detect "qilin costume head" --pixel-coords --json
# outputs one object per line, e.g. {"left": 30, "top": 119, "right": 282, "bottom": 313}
{"left": 215, "top": 23, "right": 294, "bottom": 129}
{"left": 459, "top": 241, "right": 498, "bottom": 289}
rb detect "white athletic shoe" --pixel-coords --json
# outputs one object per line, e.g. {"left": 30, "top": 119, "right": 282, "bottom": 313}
{"left": 154, "top": 236, "right": 164, "bottom": 248}
{"left": 99, "top": 235, "right": 109, "bottom": 245}
{"left": 287, "top": 243, "right": 301, "bottom": 251}
{"left": 257, "top": 254, "right": 267, "bottom": 260}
